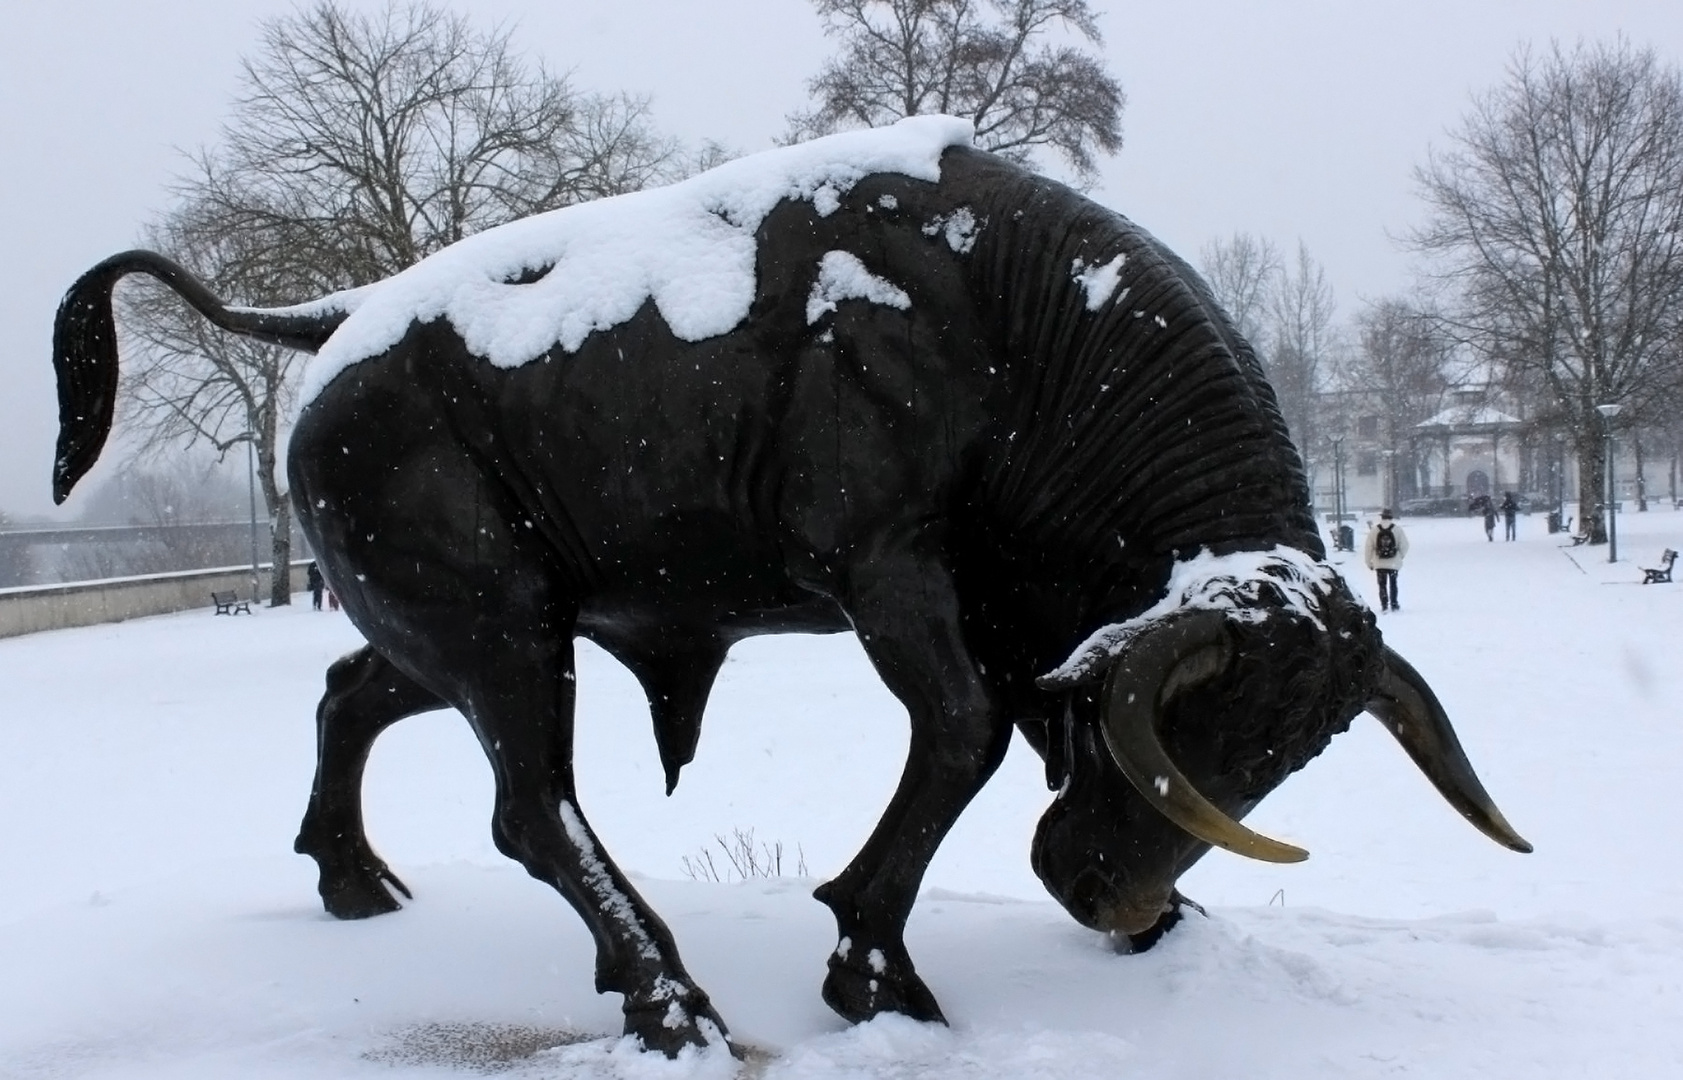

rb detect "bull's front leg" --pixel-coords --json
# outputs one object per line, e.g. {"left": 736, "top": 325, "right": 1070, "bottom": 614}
{"left": 295, "top": 645, "right": 444, "bottom": 918}
{"left": 814, "top": 531, "right": 1012, "bottom": 1025}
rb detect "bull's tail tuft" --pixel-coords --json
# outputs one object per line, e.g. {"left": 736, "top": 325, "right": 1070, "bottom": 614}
{"left": 52, "top": 259, "right": 128, "bottom": 503}
{"left": 50, "top": 250, "right": 351, "bottom": 504}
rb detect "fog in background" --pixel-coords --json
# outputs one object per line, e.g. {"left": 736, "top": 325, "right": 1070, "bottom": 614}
{"left": 5, "top": 0, "right": 1681, "bottom": 519}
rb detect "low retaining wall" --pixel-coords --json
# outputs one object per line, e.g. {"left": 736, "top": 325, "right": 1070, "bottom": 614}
{"left": 0, "top": 562, "right": 309, "bottom": 639}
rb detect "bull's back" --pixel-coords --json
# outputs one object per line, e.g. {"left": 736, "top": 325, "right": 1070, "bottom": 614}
{"left": 291, "top": 187, "right": 998, "bottom": 632}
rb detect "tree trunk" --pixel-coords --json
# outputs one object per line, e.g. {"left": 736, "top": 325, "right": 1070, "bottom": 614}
{"left": 269, "top": 497, "right": 292, "bottom": 607}
{"left": 256, "top": 412, "right": 292, "bottom": 607}
{"left": 1634, "top": 433, "right": 1647, "bottom": 511}
{"left": 1578, "top": 433, "right": 1608, "bottom": 544}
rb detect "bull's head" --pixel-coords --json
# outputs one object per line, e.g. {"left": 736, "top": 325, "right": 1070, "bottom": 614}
{"left": 1031, "top": 548, "right": 1530, "bottom": 943}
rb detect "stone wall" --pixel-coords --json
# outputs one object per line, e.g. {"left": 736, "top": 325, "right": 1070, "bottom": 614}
{"left": 0, "top": 563, "right": 309, "bottom": 639}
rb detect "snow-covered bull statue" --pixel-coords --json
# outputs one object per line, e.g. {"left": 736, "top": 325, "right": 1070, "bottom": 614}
{"left": 51, "top": 117, "right": 1529, "bottom": 1056}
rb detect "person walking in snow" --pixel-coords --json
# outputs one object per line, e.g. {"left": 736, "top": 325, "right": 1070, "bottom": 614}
{"left": 1364, "top": 509, "right": 1408, "bottom": 612}
{"left": 1470, "top": 493, "right": 1496, "bottom": 541}
{"left": 306, "top": 561, "right": 324, "bottom": 611}
{"left": 1500, "top": 491, "right": 1519, "bottom": 541}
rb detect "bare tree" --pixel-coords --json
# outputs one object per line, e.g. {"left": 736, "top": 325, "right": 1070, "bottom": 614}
{"left": 1265, "top": 242, "right": 1339, "bottom": 460}
{"left": 119, "top": 204, "right": 305, "bottom": 603}
{"left": 118, "top": 1, "right": 679, "bottom": 603}
{"left": 1199, "top": 235, "right": 1337, "bottom": 472}
{"left": 1339, "top": 298, "right": 1455, "bottom": 501}
{"left": 1199, "top": 231, "right": 1281, "bottom": 345}
{"left": 1411, "top": 38, "right": 1683, "bottom": 542}
{"left": 788, "top": 0, "right": 1124, "bottom": 184}
{"left": 190, "top": 1, "right": 676, "bottom": 292}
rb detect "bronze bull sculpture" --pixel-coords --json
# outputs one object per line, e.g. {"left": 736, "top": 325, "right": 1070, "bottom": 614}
{"left": 51, "top": 118, "right": 1528, "bottom": 1055}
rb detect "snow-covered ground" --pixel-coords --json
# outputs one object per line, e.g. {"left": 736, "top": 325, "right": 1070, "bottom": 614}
{"left": 2, "top": 510, "right": 1679, "bottom": 1078}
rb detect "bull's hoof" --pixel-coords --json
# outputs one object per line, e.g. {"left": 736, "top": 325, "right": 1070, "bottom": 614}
{"left": 821, "top": 948, "right": 946, "bottom": 1026}
{"left": 314, "top": 857, "right": 412, "bottom": 920}
{"left": 622, "top": 993, "right": 734, "bottom": 1058}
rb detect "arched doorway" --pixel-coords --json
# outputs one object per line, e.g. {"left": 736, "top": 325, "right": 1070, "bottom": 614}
{"left": 1466, "top": 470, "right": 1490, "bottom": 498}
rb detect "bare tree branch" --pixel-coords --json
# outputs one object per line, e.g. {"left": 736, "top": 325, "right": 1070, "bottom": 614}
{"left": 1199, "top": 232, "right": 1281, "bottom": 346}
{"left": 787, "top": 0, "right": 1123, "bottom": 186}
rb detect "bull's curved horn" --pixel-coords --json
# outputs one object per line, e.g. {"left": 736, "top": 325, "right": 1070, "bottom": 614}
{"left": 1366, "top": 648, "right": 1533, "bottom": 853}
{"left": 1100, "top": 610, "right": 1310, "bottom": 864}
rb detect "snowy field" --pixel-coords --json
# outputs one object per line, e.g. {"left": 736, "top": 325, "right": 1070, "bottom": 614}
{"left": 1, "top": 510, "right": 1680, "bottom": 1078}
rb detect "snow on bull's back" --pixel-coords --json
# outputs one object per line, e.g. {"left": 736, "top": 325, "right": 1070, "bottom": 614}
{"left": 295, "top": 116, "right": 975, "bottom": 406}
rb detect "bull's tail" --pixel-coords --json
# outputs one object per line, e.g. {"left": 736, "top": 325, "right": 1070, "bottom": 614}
{"left": 52, "top": 250, "right": 351, "bottom": 503}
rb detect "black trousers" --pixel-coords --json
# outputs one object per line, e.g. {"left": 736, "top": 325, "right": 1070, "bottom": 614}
{"left": 1376, "top": 569, "right": 1399, "bottom": 610}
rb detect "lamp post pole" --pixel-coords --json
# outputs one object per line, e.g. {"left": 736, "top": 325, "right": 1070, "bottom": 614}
{"left": 1334, "top": 438, "right": 1341, "bottom": 523}
{"left": 1554, "top": 432, "right": 1566, "bottom": 530}
{"left": 245, "top": 436, "right": 260, "bottom": 601}
{"left": 1596, "top": 404, "right": 1622, "bottom": 563}
{"left": 1330, "top": 436, "right": 1346, "bottom": 549}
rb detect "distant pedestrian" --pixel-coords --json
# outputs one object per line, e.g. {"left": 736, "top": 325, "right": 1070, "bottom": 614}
{"left": 1470, "top": 493, "right": 1496, "bottom": 541}
{"left": 1364, "top": 509, "right": 1408, "bottom": 612}
{"left": 306, "top": 561, "right": 324, "bottom": 611}
{"left": 1499, "top": 492, "right": 1519, "bottom": 541}
{"left": 327, "top": 589, "right": 340, "bottom": 612}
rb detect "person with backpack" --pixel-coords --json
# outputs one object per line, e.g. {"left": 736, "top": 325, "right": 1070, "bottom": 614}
{"left": 1364, "top": 508, "right": 1409, "bottom": 612}
{"left": 1499, "top": 492, "right": 1519, "bottom": 541}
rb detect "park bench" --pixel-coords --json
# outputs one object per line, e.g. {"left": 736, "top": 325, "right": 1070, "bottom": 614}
{"left": 1641, "top": 549, "right": 1677, "bottom": 585}
{"left": 211, "top": 590, "right": 251, "bottom": 615}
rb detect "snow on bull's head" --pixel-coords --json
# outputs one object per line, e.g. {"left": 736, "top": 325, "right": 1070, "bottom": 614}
{"left": 1030, "top": 548, "right": 1532, "bottom": 942}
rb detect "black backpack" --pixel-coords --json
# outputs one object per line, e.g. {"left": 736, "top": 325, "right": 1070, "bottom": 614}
{"left": 1375, "top": 524, "right": 1398, "bottom": 560}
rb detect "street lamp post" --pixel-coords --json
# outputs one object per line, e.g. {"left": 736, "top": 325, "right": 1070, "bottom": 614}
{"left": 1335, "top": 438, "right": 1343, "bottom": 521}
{"left": 245, "top": 436, "right": 260, "bottom": 601}
{"left": 1596, "top": 404, "right": 1622, "bottom": 563}
{"left": 1553, "top": 432, "right": 1567, "bottom": 532}
{"left": 1330, "top": 436, "right": 1347, "bottom": 549}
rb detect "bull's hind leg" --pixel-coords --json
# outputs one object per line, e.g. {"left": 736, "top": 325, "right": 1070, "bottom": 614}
{"left": 327, "top": 569, "right": 727, "bottom": 1050}
{"left": 293, "top": 381, "right": 725, "bottom": 1055}
{"left": 432, "top": 622, "right": 730, "bottom": 1054}
{"left": 295, "top": 645, "right": 445, "bottom": 918}
{"left": 814, "top": 529, "right": 1012, "bottom": 1025}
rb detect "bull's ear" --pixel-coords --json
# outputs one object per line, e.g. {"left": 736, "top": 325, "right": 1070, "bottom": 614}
{"left": 1100, "top": 610, "right": 1310, "bottom": 864}
{"left": 1366, "top": 647, "right": 1533, "bottom": 854}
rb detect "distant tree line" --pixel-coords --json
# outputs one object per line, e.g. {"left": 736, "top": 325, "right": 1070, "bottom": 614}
{"left": 1199, "top": 37, "right": 1683, "bottom": 545}
{"left": 0, "top": 461, "right": 258, "bottom": 587}
{"left": 1412, "top": 37, "right": 1683, "bottom": 541}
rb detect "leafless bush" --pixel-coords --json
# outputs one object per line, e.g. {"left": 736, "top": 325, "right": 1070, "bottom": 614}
{"left": 680, "top": 828, "right": 808, "bottom": 883}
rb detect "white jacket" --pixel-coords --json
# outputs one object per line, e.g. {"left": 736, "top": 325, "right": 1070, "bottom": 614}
{"left": 1364, "top": 521, "right": 1408, "bottom": 570}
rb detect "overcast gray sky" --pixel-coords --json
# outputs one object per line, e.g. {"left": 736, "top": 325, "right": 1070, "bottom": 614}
{"left": 4, "top": 0, "right": 1681, "bottom": 519}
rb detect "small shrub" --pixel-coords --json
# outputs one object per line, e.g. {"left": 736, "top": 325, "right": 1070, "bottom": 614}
{"left": 681, "top": 827, "right": 808, "bottom": 883}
